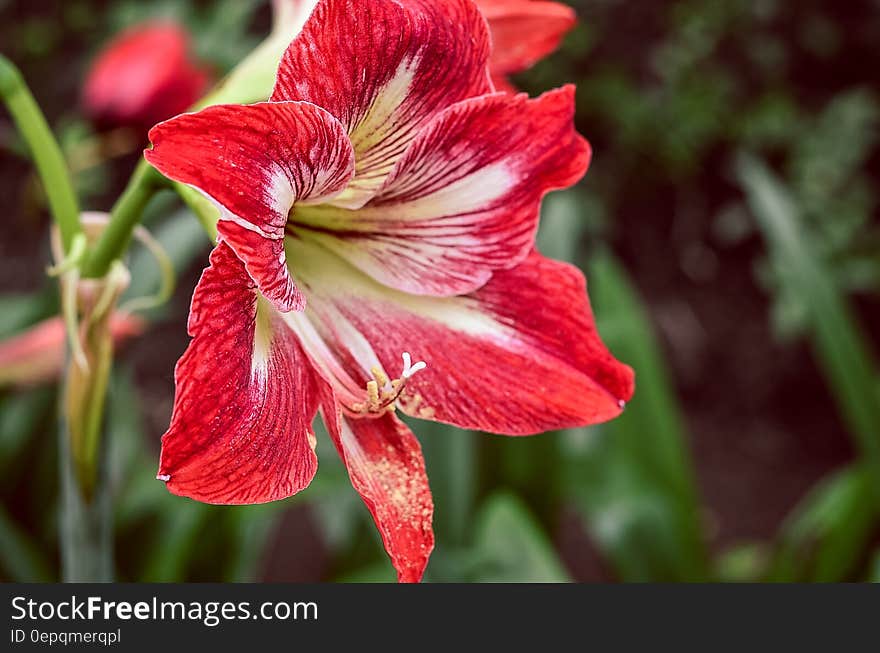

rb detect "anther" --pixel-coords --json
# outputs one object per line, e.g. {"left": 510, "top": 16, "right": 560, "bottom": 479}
{"left": 371, "top": 366, "right": 389, "bottom": 388}
{"left": 367, "top": 380, "right": 380, "bottom": 411}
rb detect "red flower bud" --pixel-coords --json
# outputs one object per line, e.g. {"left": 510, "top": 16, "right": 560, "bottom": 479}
{"left": 82, "top": 21, "right": 210, "bottom": 130}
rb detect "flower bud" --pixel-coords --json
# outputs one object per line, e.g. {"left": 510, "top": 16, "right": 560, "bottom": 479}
{"left": 82, "top": 21, "right": 210, "bottom": 130}
{"left": 51, "top": 213, "right": 139, "bottom": 498}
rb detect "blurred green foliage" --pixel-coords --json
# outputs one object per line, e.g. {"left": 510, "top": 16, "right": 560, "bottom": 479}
{"left": 1, "top": 0, "right": 879, "bottom": 582}
{"left": 574, "top": 252, "right": 708, "bottom": 581}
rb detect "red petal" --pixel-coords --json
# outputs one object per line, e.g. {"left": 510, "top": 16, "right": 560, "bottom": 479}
{"left": 489, "top": 72, "right": 518, "bottom": 94}
{"left": 145, "top": 101, "right": 354, "bottom": 312}
{"left": 293, "top": 87, "right": 590, "bottom": 297}
{"left": 272, "top": 0, "right": 492, "bottom": 207}
{"left": 83, "top": 21, "right": 209, "bottom": 129}
{"left": 320, "top": 392, "right": 434, "bottom": 583}
{"left": 285, "top": 239, "right": 634, "bottom": 435}
{"left": 476, "top": 0, "right": 577, "bottom": 76}
{"left": 157, "top": 243, "right": 320, "bottom": 504}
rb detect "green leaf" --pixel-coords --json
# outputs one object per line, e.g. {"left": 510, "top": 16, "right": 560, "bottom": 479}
{"left": 791, "top": 89, "right": 878, "bottom": 207}
{"left": 0, "top": 504, "right": 52, "bottom": 582}
{"left": 104, "top": 370, "right": 148, "bottom": 491}
{"left": 308, "top": 417, "right": 372, "bottom": 556}
{"left": 417, "top": 419, "right": 477, "bottom": 548}
{"left": 535, "top": 189, "right": 604, "bottom": 264}
{"left": 767, "top": 465, "right": 877, "bottom": 582}
{"left": 868, "top": 549, "right": 880, "bottom": 583}
{"left": 737, "top": 154, "right": 880, "bottom": 495}
{"left": 470, "top": 493, "right": 570, "bottom": 582}
{"left": 0, "top": 290, "right": 57, "bottom": 339}
{"left": 337, "top": 561, "right": 397, "bottom": 583}
{"left": 589, "top": 254, "right": 700, "bottom": 503}
{"left": 222, "top": 504, "right": 285, "bottom": 582}
{"left": 0, "top": 387, "right": 54, "bottom": 476}
{"left": 714, "top": 542, "right": 769, "bottom": 582}
{"left": 567, "top": 252, "right": 708, "bottom": 581}
{"left": 140, "top": 501, "right": 209, "bottom": 582}
{"left": 572, "top": 454, "right": 705, "bottom": 581}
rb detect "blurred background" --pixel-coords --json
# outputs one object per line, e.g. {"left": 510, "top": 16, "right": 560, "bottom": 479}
{"left": 1, "top": 0, "right": 879, "bottom": 582}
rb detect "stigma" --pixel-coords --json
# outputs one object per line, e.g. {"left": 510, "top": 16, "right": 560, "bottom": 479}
{"left": 350, "top": 352, "right": 427, "bottom": 416}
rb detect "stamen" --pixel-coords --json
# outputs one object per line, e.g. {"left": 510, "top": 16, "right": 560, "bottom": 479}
{"left": 367, "top": 380, "right": 380, "bottom": 411}
{"left": 371, "top": 366, "right": 389, "bottom": 389}
{"left": 347, "top": 352, "right": 427, "bottom": 416}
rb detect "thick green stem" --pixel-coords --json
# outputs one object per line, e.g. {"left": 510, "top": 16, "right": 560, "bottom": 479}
{"left": 81, "top": 160, "right": 164, "bottom": 278}
{"left": 0, "top": 54, "right": 81, "bottom": 253}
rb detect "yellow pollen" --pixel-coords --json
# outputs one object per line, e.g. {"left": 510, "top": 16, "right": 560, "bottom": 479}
{"left": 367, "top": 380, "right": 381, "bottom": 411}
{"left": 371, "top": 366, "right": 389, "bottom": 388}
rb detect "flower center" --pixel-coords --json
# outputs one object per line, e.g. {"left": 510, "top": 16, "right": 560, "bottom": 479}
{"left": 349, "top": 352, "right": 427, "bottom": 416}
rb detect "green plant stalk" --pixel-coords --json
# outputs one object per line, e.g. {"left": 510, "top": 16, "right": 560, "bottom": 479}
{"left": 72, "top": 319, "right": 114, "bottom": 498}
{"left": 81, "top": 160, "right": 165, "bottom": 278}
{"left": 59, "top": 376, "right": 114, "bottom": 582}
{"left": 59, "top": 261, "right": 129, "bottom": 580}
{"left": 0, "top": 54, "right": 81, "bottom": 253}
{"left": 0, "top": 54, "right": 119, "bottom": 581}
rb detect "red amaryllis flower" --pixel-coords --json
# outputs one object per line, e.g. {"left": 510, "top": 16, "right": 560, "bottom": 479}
{"left": 83, "top": 21, "right": 209, "bottom": 130}
{"left": 475, "top": 0, "right": 577, "bottom": 91}
{"left": 145, "top": 0, "right": 633, "bottom": 582}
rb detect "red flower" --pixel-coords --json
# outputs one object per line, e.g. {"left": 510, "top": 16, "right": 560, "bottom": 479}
{"left": 145, "top": 0, "right": 633, "bottom": 582}
{"left": 475, "top": 0, "right": 577, "bottom": 91}
{"left": 83, "top": 21, "right": 209, "bottom": 130}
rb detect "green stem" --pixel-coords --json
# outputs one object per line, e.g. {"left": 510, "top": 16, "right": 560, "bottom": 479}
{"left": 81, "top": 160, "right": 165, "bottom": 278}
{"left": 0, "top": 54, "right": 81, "bottom": 253}
{"left": 59, "top": 372, "right": 114, "bottom": 582}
